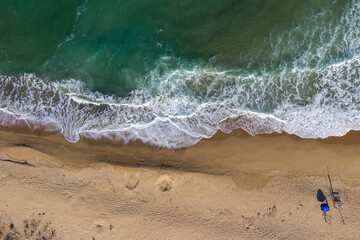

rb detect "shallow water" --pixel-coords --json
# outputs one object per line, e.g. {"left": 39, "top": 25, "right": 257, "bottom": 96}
{"left": 0, "top": 0, "right": 360, "bottom": 148}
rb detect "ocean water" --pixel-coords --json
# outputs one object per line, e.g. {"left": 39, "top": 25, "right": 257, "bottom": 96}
{"left": 0, "top": 0, "right": 360, "bottom": 148}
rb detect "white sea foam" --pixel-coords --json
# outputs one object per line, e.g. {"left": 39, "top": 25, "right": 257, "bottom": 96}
{"left": 0, "top": 0, "right": 360, "bottom": 148}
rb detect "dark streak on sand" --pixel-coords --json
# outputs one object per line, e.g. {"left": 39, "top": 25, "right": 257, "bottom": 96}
{"left": 0, "top": 159, "right": 34, "bottom": 167}
{"left": 15, "top": 143, "right": 34, "bottom": 149}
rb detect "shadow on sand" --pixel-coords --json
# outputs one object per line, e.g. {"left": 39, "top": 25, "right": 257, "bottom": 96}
{"left": 317, "top": 189, "right": 326, "bottom": 202}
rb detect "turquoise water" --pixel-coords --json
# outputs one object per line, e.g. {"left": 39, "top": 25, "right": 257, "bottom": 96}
{"left": 0, "top": 0, "right": 360, "bottom": 147}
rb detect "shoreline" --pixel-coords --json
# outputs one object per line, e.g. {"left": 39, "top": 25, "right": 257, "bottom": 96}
{"left": 1, "top": 127, "right": 360, "bottom": 177}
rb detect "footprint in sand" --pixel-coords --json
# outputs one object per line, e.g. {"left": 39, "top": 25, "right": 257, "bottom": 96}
{"left": 156, "top": 175, "right": 173, "bottom": 192}
{"left": 125, "top": 172, "right": 140, "bottom": 190}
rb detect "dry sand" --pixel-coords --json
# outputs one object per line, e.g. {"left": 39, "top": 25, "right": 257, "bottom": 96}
{"left": 0, "top": 128, "right": 360, "bottom": 239}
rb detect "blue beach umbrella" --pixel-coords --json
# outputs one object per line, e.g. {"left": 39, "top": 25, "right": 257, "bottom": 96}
{"left": 321, "top": 203, "right": 329, "bottom": 212}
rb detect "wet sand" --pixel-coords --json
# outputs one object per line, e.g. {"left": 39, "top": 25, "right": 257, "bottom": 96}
{"left": 0, "top": 128, "right": 360, "bottom": 239}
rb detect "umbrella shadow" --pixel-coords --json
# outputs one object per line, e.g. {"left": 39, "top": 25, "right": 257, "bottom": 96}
{"left": 317, "top": 189, "right": 326, "bottom": 202}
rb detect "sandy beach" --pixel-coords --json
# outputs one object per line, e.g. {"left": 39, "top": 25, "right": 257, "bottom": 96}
{"left": 2, "top": 1, "right": 360, "bottom": 239}
{"left": 0, "top": 128, "right": 360, "bottom": 239}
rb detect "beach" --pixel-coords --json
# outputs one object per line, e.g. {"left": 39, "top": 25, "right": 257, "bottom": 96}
{"left": 1, "top": 129, "right": 360, "bottom": 239}
{"left": 1, "top": 0, "right": 360, "bottom": 239}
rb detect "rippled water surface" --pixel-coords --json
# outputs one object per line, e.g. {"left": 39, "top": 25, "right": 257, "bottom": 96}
{"left": 0, "top": 0, "right": 360, "bottom": 148}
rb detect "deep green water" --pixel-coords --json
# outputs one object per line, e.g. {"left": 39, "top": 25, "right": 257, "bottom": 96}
{"left": 0, "top": 0, "right": 346, "bottom": 95}
{"left": 0, "top": 0, "right": 359, "bottom": 148}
